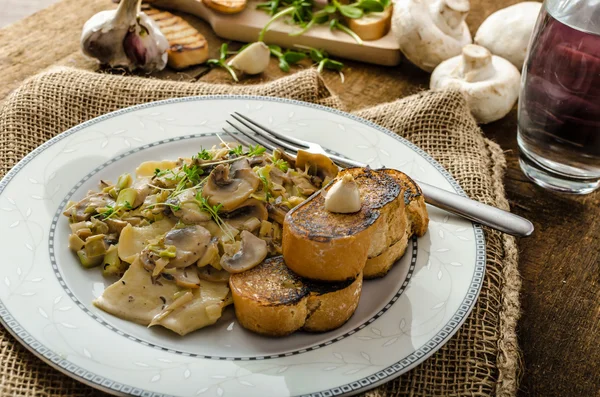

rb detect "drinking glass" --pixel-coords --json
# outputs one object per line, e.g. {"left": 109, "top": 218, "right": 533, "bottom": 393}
{"left": 518, "top": 0, "right": 600, "bottom": 194}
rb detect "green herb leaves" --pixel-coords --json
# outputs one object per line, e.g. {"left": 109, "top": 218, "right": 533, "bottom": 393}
{"left": 206, "top": 43, "right": 239, "bottom": 82}
{"left": 269, "top": 45, "right": 307, "bottom": 72}
{"left": 248, "top": 145, "right": 267, "bottom": 157}
{"left": 310, "top": 48, "right": 344, "bottom": 72}
{"left": 194, "top": 148, "right": 213, "bottom": 161}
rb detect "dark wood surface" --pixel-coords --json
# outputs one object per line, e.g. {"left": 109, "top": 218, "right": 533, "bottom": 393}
{"left": 1, "top": 0, "right": 599, "bottom": 396}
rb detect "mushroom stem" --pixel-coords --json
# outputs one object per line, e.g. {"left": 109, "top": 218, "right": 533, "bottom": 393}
{"left": 458, "top": 44, "right": 495, "bottom": 82}
{"left": 430, "top": 0, "right": 470, "bottom": 36}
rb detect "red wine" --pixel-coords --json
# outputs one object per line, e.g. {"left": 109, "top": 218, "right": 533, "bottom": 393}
{"left": 518, "top": 7, "right": 600, "bottom": 176}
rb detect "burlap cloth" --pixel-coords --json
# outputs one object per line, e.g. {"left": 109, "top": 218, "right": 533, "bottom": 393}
{"left": 0, "top": 67, "right": 521, "bottom": 397}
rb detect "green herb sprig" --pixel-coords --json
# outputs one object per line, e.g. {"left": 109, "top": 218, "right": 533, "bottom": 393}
{"left": 268, "top": 45, "right": 307, "bottom": 72}
{"left": 206, "top": 44, "right": 239, "bottom": 82}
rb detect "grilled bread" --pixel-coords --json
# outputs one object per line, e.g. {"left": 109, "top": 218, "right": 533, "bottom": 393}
{"left": 283, "top": 167, "right": 404, "bottom": 281}
{"left": 229, "top": 256, "right": 362, "bottom": 336}
{"left": 144, "top": 6, "right": 209, "bottom": 69}
{"left": 364, "top": 169, "right": 428, "bottom": 278}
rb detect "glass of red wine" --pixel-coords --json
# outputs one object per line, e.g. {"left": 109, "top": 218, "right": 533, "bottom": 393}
{"left": 518, "top": 0, "right": 600, "bottom": 194}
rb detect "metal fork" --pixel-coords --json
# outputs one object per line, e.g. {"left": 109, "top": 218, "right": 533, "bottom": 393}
{"left": 224, "top": 112, "right": 534, "bottom": 237}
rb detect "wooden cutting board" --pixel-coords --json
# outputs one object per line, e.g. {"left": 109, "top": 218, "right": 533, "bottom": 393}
{"left": 148, "top": 0, "right": 402, "bottom": 66}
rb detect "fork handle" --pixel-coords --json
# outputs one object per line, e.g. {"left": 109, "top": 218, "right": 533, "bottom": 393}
{"left": 327, "top": 154, "right": 534, "bottom": 237}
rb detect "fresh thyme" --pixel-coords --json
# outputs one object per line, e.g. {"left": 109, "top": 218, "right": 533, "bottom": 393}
{"left": 193, "top": 147, "right": 213, "bottom": 161}
{"left": 229, "top": 145, "right": 245, "bottom": 156}
{"left": 248, "top": 144, "right": 267, "bottom": 157}
{"left": 272, "top": 158, "right": 289, "bottom": 172}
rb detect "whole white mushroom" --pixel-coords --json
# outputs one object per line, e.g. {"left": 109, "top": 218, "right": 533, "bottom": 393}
{"left": 392, "top": 0, "right": 472, "bottom": 72}
{"left": 475, "top": 2, "right": 542, "bottom": 70}
{"left": 430, "top": 44, "right": 521, "bottom": 124}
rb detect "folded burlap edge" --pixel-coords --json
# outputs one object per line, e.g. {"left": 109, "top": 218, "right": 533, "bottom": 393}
{"left": 485, "top": 139, "right": 523, "bottom": 397}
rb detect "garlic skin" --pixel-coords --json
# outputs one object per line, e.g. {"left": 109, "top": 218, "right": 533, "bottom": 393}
{"left": 392, "top": 0, "right": 472, "bottom": 72}
{"left": 430, "top": 44, "right": 521, "bottom": 124}
{"left": 227, "top": 42, "right": 270, "bottom": 75}
{"left": 81, "top": 0, "right": 169, "bottom": 72}
{"left": 325, "top": 174, "right": 362, "bottom": 214}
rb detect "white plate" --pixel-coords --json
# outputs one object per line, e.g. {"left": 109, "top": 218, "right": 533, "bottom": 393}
{"left": 0, "top": 96, "right": 485, "bottom": 397}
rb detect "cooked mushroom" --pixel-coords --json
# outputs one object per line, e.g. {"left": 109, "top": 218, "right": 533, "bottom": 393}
{"left": 202, "top": 162, "right": 260, "bottom": 211}
{"left": 249, "top": 155, "right": 268, "bottom": 167}
{"left": 266, "top": 203, "right": 289, "bottom": 224}
{"left": 132, "top": 177, "right": 155, "bottom": 208}
{"left": 197, "top": 237, "right": 220, "bottom": 267}
{"left": 64, "top": 193, "right": 116, "bottom": 222}
{"left": 197, "top": 266, "right": 230, "bottom": 283}
{"left": 291, "top": 175, "right": 318, "bottom": 196}
{"left": 229, "top": 158, "right": 251, "bottom": 173}
{"left": 170, "top": 189, "right": 211, "bottom": 224}
{"left": 222, "top": 199, "right": 268, "bottom": 230}
{"left": 295, "top": 150, "right": 339, "bottom": 184}
{"left": 164, "top": 226, "right": 211, "bottom": 267}
{"left": 220, "top": 230, "right": 267, "bottom": 273}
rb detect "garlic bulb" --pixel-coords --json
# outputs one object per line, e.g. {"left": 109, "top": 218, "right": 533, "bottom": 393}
{"left": 325, "top": 174, "right": 362, "bottom": 214}
{"left": 227, "top": 42, "right": 271, "bottom": 75}
{"left": 81, "top": 0, "right": 169, "bottom": 72}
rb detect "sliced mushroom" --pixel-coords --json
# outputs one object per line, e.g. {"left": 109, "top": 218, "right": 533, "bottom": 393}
{"left": 64, "top": 193, "right": 115, "bottom": 222}
{"left": 220, "top": 230, "right": 267, "bottom": 273}
{"left": 197, "top": 237, "right": 220, "bottom": 267}
{"left": 249, "top": 155, "right": 268, "bottom": 167}
{"left": 163, "top": 226, "right": 212, "bottom": 268}
{"left": 202, "top": 163, "right": 260, "bottom": 211}
{"left": 229, "top": 158, "right": 251, "bottom": 173}
{"left": 266, "top": 203, "right": 289, "bottom": 224}
{"left": 291, "top": 175, "right": 318, "bottom": 196}
{"left": 295, "top": 150, "right": 339, "bottom": 184}
{"left": 222, "top": 199, "right": 268, "bottom": 230}
{"left": 170, "top": 189, "right": 211, "bottom": 224}
{"left": 132, "top": 177, "right": 155, "bottom": 208}
{"left": 197, "top": 266, "right": 230, "bottom": 283}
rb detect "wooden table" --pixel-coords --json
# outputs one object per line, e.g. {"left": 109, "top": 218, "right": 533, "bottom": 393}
{"left": 1, "top": 1, "right": 599, "bottom": 396}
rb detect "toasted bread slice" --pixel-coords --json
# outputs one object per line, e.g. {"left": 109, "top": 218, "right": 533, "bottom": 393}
{"left": 229, "top": 256, "right": 361, "bottom": 336}
{"left": 347, "top": 5, "right": 393, "bottom": 41}
{"left": 144, "top": 6, "right": 209, "bottom": 69}
{"left": 303, "top": 273, "right": 363, "bottom": 332}
{"left": 379, "top": 168, "right": 429, "bottom": 237}
{"left": 363, "top": 169, "right": 429, "bottom": 278}
{"left": 364, "top": 230, "right": 409, "bottom": 279}
{"left": 202, "top": 0, "right": 246, "bottom": 14}
{"left": 283, "top": 167, "right": 402, "bottom": 281}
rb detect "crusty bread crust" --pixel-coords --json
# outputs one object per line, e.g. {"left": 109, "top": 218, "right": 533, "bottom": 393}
{"left": 364, "top": 232, "right": 409, "bottom": 279}
{"left": 303, "top": 273, "right": 363, "bottom": 332}
{"left": 283, "top": 168, "right": 401, "bottom": 281}
{"left": 363, "top": 169, "right": 429, "bottom": 278}
{"left": 144, "top": 7, "right": 209, "bottom": 70}
{"left": 230, "top": 257, "right": 362, "bottom": 336}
